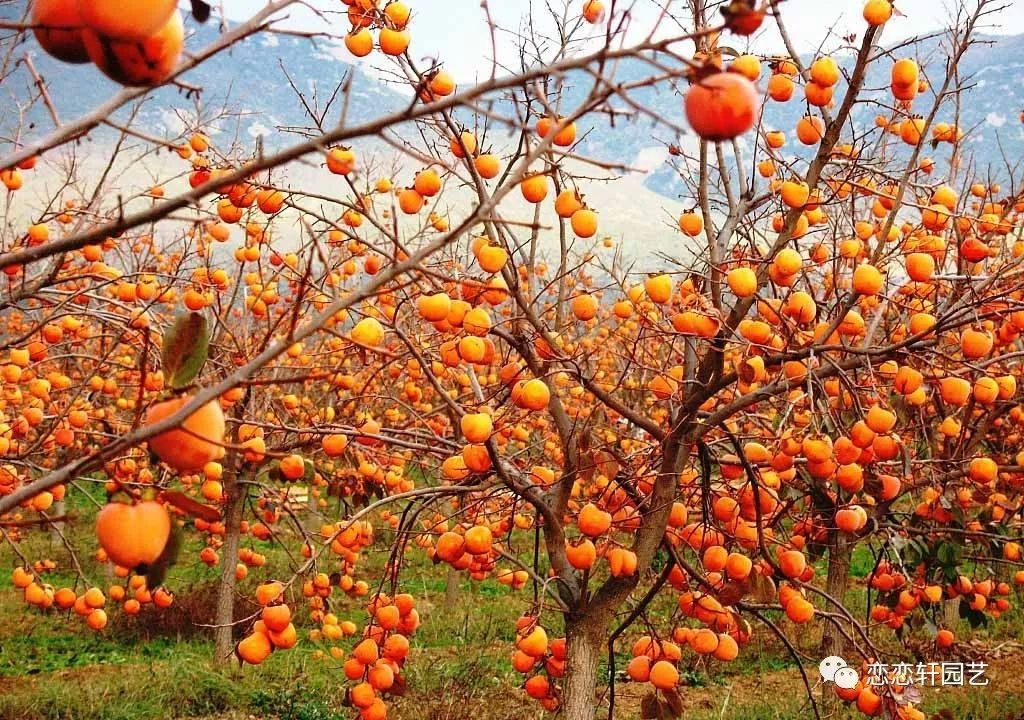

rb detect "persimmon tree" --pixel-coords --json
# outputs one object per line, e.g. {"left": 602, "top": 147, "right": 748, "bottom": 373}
{"left": 3, "top": 1, "right": 1024, "bottom": 720}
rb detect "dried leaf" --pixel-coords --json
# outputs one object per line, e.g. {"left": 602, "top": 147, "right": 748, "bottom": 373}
{"left": 640, "top": 692, "right": 661, "bottom": 720}
{"left": 161, "top": 313, "right": 210, "bottom": 389}
{"left": 386, "top": 674, "right": 408, "bottom": 697}
{"left": 715, "top": 581, "right": 746, "bottom": 607}
{"left": 578, "top": 430, "right": 592, "bottom": 454}
{"left": 579, "top": 453, "right": 595, "bottom": 484}
{"left": 593, "top": 449, "right": 620, "bottom": 480}
{"left": 663, "top": 688, "right": 684, "bottom": 718}
{"left": 747, "top": 572, "right": 777, "bottom": 603}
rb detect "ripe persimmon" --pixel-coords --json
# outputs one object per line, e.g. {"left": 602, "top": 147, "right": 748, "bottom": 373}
{"left": 145, "top": 395, "right": 225, "bottom": 472}
{"left": 520, "top": 174, "right": 548, "bottom": 203}
{"left": 83, "top": 10, "right": 184, "bottom": 87}
{"left": 649, "top": 660, "right": 679, "bottom": 690}
{"left": 32, "top": 0, "right": 89, "bottom": 63}
{"left": 685, "top": 72, "right": 759, "bottom": 141}
{"left": 80, "top": 0, "right": 177, "bottom": 40}
{"left": 95, "top": 500, "right": 171, "bottom": 570}
{"left": 237, "top": 631, "right": 272, "bottom": 664}
{"left": 578, "top": 503, "right": 612, "bottom": 536}
{"left": 378, "top": 28, "right": 410, "bottom": 56}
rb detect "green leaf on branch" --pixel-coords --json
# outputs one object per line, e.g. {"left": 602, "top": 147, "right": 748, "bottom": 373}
{"left": 302, "top": 458, "right": 316, "bottom": 483}
{"left": 162, "top": 312, "right": 210, "bottom": 389}
{"left": 936, "top": 540, "right": 961, "bottom": 567}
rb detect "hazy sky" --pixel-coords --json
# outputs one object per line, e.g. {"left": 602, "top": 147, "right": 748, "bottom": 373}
{"left": 229, "top": 0, "right": 1024, "bottom": 80}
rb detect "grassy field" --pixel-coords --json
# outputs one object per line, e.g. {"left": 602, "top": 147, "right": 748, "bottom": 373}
{"left": 2, "top": 512, "right": 1024, "bottom": 720}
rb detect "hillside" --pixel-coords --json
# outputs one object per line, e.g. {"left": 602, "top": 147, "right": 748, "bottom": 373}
{"left": 4, "top": 7, "right": 1022, "bottom": 225}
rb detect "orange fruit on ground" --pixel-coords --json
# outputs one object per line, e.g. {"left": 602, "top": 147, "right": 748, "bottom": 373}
{"left": 145, "top": 395, "right": 226, "bottom": 473}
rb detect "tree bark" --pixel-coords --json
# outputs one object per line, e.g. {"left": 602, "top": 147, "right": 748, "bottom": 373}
{"left": 820, "top": 532, "right": 852, "bottom": 711}
{"left": 49, "top": 499, "right": 65, "bottom": 543}
{"left": 213, "top": 465, "right": 249, "bottom": 664}
{"left": 562, "top": 617, "right": 603, "bottom": 720}
{"left": 444, "top": 564, "right": 461, "bottom": 607}
{"left": 821, "top": 532, "right": 851, "bottom": 659}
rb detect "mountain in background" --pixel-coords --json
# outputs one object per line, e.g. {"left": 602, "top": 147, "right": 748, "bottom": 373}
{"left": 7, "top": 8, "right": 1024, "bottom": 201}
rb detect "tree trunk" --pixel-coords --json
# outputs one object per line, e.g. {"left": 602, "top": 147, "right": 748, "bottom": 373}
{"left": 562, "top": 618, "right": 603, "bottom": 720}
{"left": 821, "top": 532, "right": 851, "bottom": 658}
{"left": 49, "top": 499, "right": 65, "bottom": 543}
{"left": 444, "top": 565, "right": 461, "bottom": 607}
{"left": 213, "top": 466, "right": 249, "bottom": 664}
{"left": 820, "top": 532, "right": 852, "bottom": 711}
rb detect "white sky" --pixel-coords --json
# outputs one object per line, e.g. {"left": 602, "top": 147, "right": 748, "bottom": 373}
{"left": 227, "top": 0, "right": 1024, "bottom": 80}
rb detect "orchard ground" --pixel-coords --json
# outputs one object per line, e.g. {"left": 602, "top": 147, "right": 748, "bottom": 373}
{"left": 2, "top": 486, "right": 1023, "bottom": 720}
